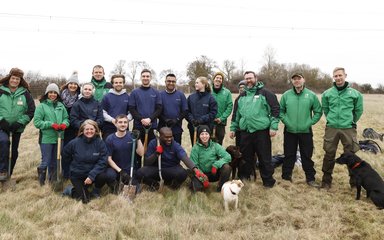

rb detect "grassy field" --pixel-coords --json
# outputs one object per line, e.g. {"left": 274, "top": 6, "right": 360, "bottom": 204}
{"left": 1, "top": 94, "right": 384, "bottom": 240}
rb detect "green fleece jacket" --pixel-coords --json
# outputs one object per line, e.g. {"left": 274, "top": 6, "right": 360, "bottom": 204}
{"left": 230, "top": 82, "right": 280, "bottom": 132}
{"left": 0, "top": 85, "right": 35, "bottom": 133}
{"left": 321, "top": 82, "right": 363, "bottom": 129}
{"left": 190, "top": 140, "right": 231, "bottom": 173}
{"left": 280, "top": 87, "right": 322, "bottom": 133}
{"left": 212, "top": 86, "right": 233, "bottom": 125}
{"left": 91, "top": 78, "right": 112, "bottom": 102}
{"left": 34, "top": 99, "right": 69, "bottom": 144}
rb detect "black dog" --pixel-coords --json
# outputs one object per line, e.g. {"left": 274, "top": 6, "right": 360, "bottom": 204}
{"left": 336, "top": 152, "right": 384, "bottom": 209}
{"left": 226, "top": 145, "right": 257, "bottom": 180}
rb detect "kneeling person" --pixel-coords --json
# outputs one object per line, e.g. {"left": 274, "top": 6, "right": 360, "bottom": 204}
{"left": 136, "top": 127, "right": 196, "bottom": 190}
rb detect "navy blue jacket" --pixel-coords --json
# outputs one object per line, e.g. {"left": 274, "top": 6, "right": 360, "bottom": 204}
{"left": 62, "top": 135, "right": 107, "bottom": 181}
{"left": 101, "top": 89, "right": 130, "bottom": 130}
{"left": 187, "top": 91, "right": 218, "bottom": 127}
{"left": 129, "top": 86, "right": 162, "bottom": 129}
{"left": 158, "top": 90, "right": 188, "bottom": 134}
{"left": 70, "top": 97, "right": 103, "bottom": 130}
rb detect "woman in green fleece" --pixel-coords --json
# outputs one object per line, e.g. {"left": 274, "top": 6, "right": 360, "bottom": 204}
{"left": 190, "top": 125, "right": 232, "bottom": 192}
{"left": 34, "top": 83, "right": 69, "bottom": 186}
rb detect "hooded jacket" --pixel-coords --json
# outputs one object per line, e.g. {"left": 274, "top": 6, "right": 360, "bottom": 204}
{"left": 321, "top": 82, "right": 363, "bottom": 129}
{"left": 0, "top": 85, "right": 35, "bottom": 133}
{"left": 230, "top": 81, "right": 279, "bottom": 133}
{"left": 34, "top": 99, "right": 70, "bottom": 143}
{"left": 190, "top": 140, "right": 231, "bottom": 173}
{"left": 280, "top": 87, "right": 322, "bottom": 133}
{"left": 187, "top": 91, "right": 218, "bottom": 126}
{"left": 70, "top": 96, "right": 103, "bottom": 130}
{"left": 211, "top": 85, "right": 233, "bottom": 125}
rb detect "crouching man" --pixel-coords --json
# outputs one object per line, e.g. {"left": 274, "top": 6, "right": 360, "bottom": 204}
{"left": 136, "top": 127, "right": 197, "bottom": 190}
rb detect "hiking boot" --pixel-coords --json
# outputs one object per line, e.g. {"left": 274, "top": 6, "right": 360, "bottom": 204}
{"left": 282, "top": 176, "right": 292, "bottom": 182}
{"left": 321, "top": 182, "right": 331, "bottom": 190}
{"left": 307, "top": 181, "right": 320, "bottom": 188}
{"left": 62, "top": 185, "right": 74, "bottom": 197}
{"left": 91, "top": 188, "right": 101, "bottom": 199}
{"left": 37, "top": 167, "right": 47, "bottom": 186}
{"left": 0, "top": 171, "right": 7, "bottom": 181}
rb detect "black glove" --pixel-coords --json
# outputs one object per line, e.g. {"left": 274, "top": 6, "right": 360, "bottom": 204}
{"left": 192, "top": 119, "right": 200, "bottom": 127}
{"left": 120, "top": 170, "right": 130, "bottom": 184}
{"left": 0, "top": 119, "right": 10, "bottom": 131}
{"left": 165, "top": 119, "right": 178, "bottom": 127}
{"left": 131, "top": 130, "right": 141, "bottom": 140}
{"left": 10, "top": 122, "right": 23, "bottom": 133}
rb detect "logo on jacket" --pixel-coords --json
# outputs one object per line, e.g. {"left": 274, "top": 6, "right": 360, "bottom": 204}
{"left": 93, "top": 152, "right": 100, "bottom": 156}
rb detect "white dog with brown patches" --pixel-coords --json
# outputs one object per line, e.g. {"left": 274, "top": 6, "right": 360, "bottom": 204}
{"left": 221, "top": 179, "right": 244, "bottom": 211}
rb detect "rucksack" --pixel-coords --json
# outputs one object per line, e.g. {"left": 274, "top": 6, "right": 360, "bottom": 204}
{"left": 358, "top": 140, "right": 382, "bottom": 154}
{"left": 362, "top": 128, "right": 383, "bottom": 141}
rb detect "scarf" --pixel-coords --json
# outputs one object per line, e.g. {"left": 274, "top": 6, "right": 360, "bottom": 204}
{"left": 61, "top": 88, "right": 79, "bottom": 108}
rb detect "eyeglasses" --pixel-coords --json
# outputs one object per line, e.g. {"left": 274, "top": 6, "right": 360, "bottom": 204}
{"left": 166, "top": 80, "right": 176, "bottom": 83}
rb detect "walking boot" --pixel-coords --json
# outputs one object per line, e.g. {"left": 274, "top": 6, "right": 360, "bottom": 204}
{"left": 37, "top": 167, "right": 47, "bottom": 186}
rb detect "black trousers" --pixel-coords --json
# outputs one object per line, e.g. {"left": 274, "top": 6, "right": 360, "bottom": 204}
{"left": 239, "top": 129, "right": 275, "bottom": 186}
{"left": 213, "top": 124, "right": 225, "bottom": 145}
{"left": 282, "top": 131, "right": 316, "bottom": 182}
{"left": 70, "top": 174, "right": 105, "bottom": 203}
{"left": 136, "top": 165, "right": 188, "bottom": 189}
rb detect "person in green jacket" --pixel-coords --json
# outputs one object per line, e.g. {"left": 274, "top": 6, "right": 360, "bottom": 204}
{"left": 321, "top": 67, "right": 363, "bottom": 189}
{"left": 91, "top": 65, "right": 112, "bottom": 102}
{"left": 190, "top": 125, "right": 232, "bottom": 192}
{"left": 211, "top": 72, "right": 233, "bottom": 145}
{"left": 34, "top": 83, "right": 70, "bottom": 186}
{"left": 229, "top": 71, "right": 280, "bottom": 187}
{"left": 0, "top": 68, "right": 35, "bottom": 181}
{"left": 279, "top": 73, "right": 322, "bottom": 187}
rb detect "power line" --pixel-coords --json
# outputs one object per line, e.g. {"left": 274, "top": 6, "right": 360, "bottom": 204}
{"left": 1, "top": 12, "right": 384, "bottom": 32}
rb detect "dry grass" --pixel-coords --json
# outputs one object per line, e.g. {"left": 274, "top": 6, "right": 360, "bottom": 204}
{"left": 1, "top": 94, "right": 384, "bottom": 240}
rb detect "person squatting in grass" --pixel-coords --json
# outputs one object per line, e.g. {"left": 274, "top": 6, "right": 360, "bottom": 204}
{"left": 70, "top": 82, "right": 104, "bottom": 134}
{"left": 190, "top": 125, "right": 232, "bottom": 192}
{"left": 101, "top": 74, "right": 132, "bottom": 140}
{"left": 279, "top": 73, "right": 322, "bottom": 187}
{"left": 186, "top": 76, "right": 218, "bottom": 146}
{"left": 320, "top": 67, "right": 364, "bottom": 189}
{"left": 62, "top": 119, "right": 107, "bottom": 204}
{"left": 60, "top": 71, "right": 80, "bottom": 179}
{"left": 229, "top": 71, "right": 280, "bottom": 188}
{"left": 101, "top": 114, "right": 144, "bottom": 194}
{"left": 34, "top": 83, "right": 70, "bottom": 186}
{"left": 0, "top": 68, "right": 36, "bottom": 181}
{"left": 136, "top": 127, "right": 199, "bottom": 191}
{"left": 211, "top": 72, "right": 233, "bottom": 145}
{"left": 158, "top": 73, "right": 188, "bottom": 145}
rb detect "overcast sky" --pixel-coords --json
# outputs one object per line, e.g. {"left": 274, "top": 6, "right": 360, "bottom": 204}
{"left": 1, "top": 0, "right": 384, "bottom": 87}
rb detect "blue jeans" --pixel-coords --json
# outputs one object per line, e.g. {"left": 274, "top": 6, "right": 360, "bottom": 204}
{"left": 39, "top": 143, "right": 57, "bottom": 180}
{"left": 0, "top": 130, "right": 21, "bottom": 175}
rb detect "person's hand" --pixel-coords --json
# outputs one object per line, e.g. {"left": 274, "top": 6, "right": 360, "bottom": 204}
{"left": 0, "top": 119, "right": 10, "bottom": 131}
{"left": 214, "top": 118, "right": 221, "bottom": 124}
{"left": 10, "top": 122, "right": 23, "bottom": 132}
{"left": 229, "top": 131, "right": 235, "bottom": 139}
{"left": 59, "top": 123, "right": 67, "bottom": 131}
{"left": 165, "top": 119, "right": 178, "bottom": 127}
{"left": 156, "top": 145, "right": 163, "bottom": 154}
{"left": 84, "top": 177, "right": 93, "bottom": 185}
{"left": 51, "top": 123, "right": 60, "bottom": 131}
{"left": 120, "top": 170, "right": 130, "bottom": 184}
{"left": 269, "top": 130, "right": 277, "bottom": 137}
{"left": 194, "top": 168, "right": 209, "bottom": 188}
{"left": 132, "top": 130, "right": 141, "bottom": 140}
{"left": 211, "top": 166, "right": 217, "bottom": 175}
{"left": 192, "top": 119, "right": 200, "bottom": 127}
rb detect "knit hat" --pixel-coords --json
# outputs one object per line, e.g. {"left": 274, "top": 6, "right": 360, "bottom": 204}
{"left": 45, "top": 83, "right": 60, "bottom": 95}
{"left": 67, "top": 71, "right": 79, "bottom": 85}
{"left": 197, "top": 125, "right": 211, "bottom": 136}
{"left": 213, "top": 72, "right": 225, "bottom": 81}
{"left": 238, "top": 80, "right": 246, "bottom": 88}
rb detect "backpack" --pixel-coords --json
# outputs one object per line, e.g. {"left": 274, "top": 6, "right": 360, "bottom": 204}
{"left": 362, "top": 128, "right": 383, "bottom": 141}
{"left": 358, "top": 140, "right": 382, "bottom": 154}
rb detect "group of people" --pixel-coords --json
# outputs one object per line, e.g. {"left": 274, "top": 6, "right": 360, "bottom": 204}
{"left": 0, "top": 65, "right": 363, "bottom": 203}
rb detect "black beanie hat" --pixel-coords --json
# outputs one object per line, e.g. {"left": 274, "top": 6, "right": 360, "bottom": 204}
{"left": 197, "top": 125, "right": 211, "bottom": 136}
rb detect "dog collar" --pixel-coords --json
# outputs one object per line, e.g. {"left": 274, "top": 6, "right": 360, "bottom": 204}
{"left": 229, "top": 187, "right": 237, "bottom": 195}
{"left": 351, "top": 161, "right": 361, "bottom": 170}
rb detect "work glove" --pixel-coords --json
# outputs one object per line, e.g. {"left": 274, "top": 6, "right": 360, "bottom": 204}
{"left": 10, "top": 122, "right": 23, "bottom": 133}
{"left": 132, "top": 130, "right": 141, "bottom": 140}
{"left": 165, "top": 119, "right": 178, "bottom": 127}
{"left": 192, "top": 119, "right": 200, "bottom": 127}
{"left": 0, "top": 119, "right": 10, "bottom": 131}
{"left": 194, "top": 168, "right": 209, "bottom": 188}
{"left": 59, "top": 123, "right": 67, "bottom": 131}
{"left": 156, "top": 145, "right": 163, "bottom": 154}
{"left": 51, "top": 123, "right": 60, "bottom": 131}
{"left": 119, "top": 170, "right": 130, "bottom": 184}
{"left": 211, "top": 166, "right": 217, "bottom": 175}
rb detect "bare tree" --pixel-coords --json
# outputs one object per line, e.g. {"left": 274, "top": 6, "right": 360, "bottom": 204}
{"left": 219, "top": 59, "right": 236, "bottom": 82}
{"left": 127, "top": 61, "right": 149, "bottom": 89}
{"left": 110, "top": 60, "right": 126, "bottom": 76}
{"left": 24, "top": 70, "right": 43, "bottom": 82}
{"left": 186, "top": 55, "right": 217, "bottom": 91}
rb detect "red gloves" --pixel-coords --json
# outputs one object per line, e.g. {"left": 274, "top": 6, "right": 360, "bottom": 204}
{"left": 194, "top": 168, "right": 209, "bottom": 188}
{"left": 156, "top": 145, "right": 163, "bottom": 154}
{"left": 211, "top": 166, "right": 217, "bottom": 175}
{"left": 59, "top": 123, "right": 67, "bottom": 130}
{"left": 51, "top": 123, "right": 60, "bottom": 131}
